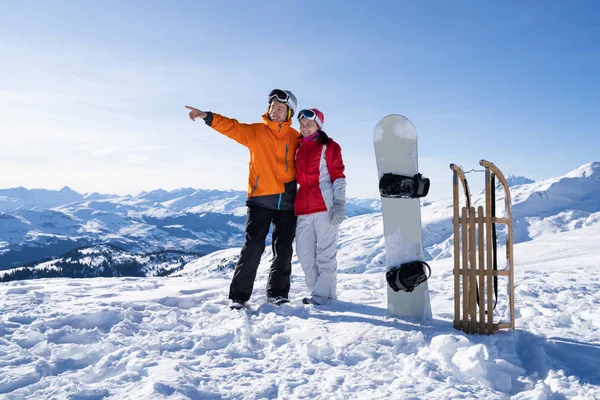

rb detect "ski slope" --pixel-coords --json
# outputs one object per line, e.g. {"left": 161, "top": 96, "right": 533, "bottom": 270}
{"left": 1, "top": 220, "right": 599, "bottom": 399}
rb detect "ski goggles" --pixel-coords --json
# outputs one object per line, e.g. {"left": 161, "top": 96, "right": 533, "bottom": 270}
{"left": 297, "top": 109, "right": 317, "bottom": 120}
{"left": 297, "top": 109, "right": 323, "bottom": 127}
{"left": 268, "top": 89, "right": 290, "bottom": 104}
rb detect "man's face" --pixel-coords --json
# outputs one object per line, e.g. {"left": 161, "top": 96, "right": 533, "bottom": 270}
{"left": 299, "top": 118, "right": 319, "bottom": 136}
{"left": 269, "top": 101, "right": 288, "bottom": 122}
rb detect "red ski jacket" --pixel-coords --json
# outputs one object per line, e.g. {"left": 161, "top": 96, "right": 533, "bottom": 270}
{"left": 294, "top": 137, "right": 346, "bottom": 216}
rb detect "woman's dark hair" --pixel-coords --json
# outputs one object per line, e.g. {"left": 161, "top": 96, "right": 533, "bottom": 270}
{"left": 317, "top": 129, "right": 330, "bottom": 145}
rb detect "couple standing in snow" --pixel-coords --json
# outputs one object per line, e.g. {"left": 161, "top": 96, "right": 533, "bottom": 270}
{"left": 186, "top": 89, "right": 346, "bottom": 309}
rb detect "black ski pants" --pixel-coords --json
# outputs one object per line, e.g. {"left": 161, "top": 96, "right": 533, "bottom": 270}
{"left": 229, "top": 205, "right": 297, "bottom": 302}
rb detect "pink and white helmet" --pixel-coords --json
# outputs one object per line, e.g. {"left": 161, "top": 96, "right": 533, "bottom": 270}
{"left": 297, "top": 108, "right": 324, "bottom": 128}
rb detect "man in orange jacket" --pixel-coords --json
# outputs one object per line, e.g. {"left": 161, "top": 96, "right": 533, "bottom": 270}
{"left": 186, "top": 89, "right": 301, "bottom": 309}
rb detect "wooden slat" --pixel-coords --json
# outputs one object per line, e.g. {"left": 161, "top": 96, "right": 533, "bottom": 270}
{"left": 484, "top": 170, "right": 494, "bottom": 335}
{"left": 479, "top": 160, "right": 515, "bottom": 329}
{"left": 455, "top": 216, "right": 510, "bottom": 225}
{"left": 477, "top": 206, "right": 485, "bottom": 334}
{"left": 506, "top": 206, "right": 515, "bottom": 331}
{"left": 452, "top": 172, "right": 461, "bottom": 330}
{"left": 461, "top": 206, "right": 469, "bottom": 333}
{"left": 468, "top": 206, "right": 477, "bottom": 334}
{"left": 457, "top": 268, "right": 509, "bottom": 276}
{"left": 480, "top": 159, "right": 516, "bottom": 331}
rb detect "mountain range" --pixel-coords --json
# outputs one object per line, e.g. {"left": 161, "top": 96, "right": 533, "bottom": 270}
{"left": 0, "top": 186, "right": 378, "bottom": 271}
{"left": 1, "top": 161, "right": 599, "bottom": 280}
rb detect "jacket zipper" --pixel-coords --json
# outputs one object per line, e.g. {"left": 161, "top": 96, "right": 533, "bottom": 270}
{"left": 250, "top": 176, "right": 260, "bottom": 197}
{"left": 305, "top": 142, "right": 310, "bottom": 212}
{"left": 285, "top": 144, "right": 289, "bottom": 172}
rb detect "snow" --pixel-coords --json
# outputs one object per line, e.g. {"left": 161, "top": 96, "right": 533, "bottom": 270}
{"left": 393, "top": 120, "right": 417, "bottom": 140}
{"left": 2, "top": 219, "right": 600, "bottom": 398}
{"left": 382, "top": 228, "right": 422, "bottom": 267}
{"left": 373, "top": 125, "right": 384, "bottom": 143}
{"left": 373, "top": 115, "right": 417, "bottom": 142}
{"left": 2, "top": 162, "right": 600, "bottom": 397}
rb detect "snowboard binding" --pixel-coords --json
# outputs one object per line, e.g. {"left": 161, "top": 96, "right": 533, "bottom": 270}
{"left": 386, "top": 260, "right": 431, "bottom": 293}
{"left": 379, "top": 173, "right": 430, "bottom": 198}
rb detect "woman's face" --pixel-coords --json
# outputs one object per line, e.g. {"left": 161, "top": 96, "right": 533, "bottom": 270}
{"left": 299, "top": 118, "right": 319, "bottom": 136}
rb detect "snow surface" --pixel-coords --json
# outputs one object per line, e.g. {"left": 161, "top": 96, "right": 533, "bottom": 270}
{"left": 373, "top": 115, "right": 417, "bottom": 142}
{"left": 1, "top": 218, "right": 599, "bottom": 398}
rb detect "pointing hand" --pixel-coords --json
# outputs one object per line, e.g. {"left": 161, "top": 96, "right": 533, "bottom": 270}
{"left": 185, "top": 105, "right": 207, "bottom": 121}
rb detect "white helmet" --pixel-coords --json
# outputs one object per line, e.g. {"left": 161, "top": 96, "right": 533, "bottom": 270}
{"left": 268, "top": 89, "right": 297, "bottom": 119}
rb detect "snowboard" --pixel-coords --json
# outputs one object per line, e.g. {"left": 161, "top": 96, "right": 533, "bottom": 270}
{"left": 373, "top": 115, "right": 432, "bottom": 320}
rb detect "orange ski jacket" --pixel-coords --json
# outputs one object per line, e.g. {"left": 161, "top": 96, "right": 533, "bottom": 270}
{"left": 209, "top": 113, "right": 301, "bottom": 198}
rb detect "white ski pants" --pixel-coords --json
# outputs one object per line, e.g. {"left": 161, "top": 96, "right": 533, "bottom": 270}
{"left": 295, "top": 211, "right": 339, "bottom": 303}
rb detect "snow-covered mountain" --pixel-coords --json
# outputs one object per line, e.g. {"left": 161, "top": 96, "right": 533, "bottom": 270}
{"left": 0, "top": 244, "right": 203, "bottom": 282}
{"left": 0, "top": 186, "right": 104, "bottom": 212}
{"left": 423, "top": 161, "right": 600, "bottom": 259}
{"left": 2, "top": 162, "right": 600, "bottom": 276}
{"left": 503, "top": 174, "right": 536, "bottom": 188}
{"left": 0, "top": 187, "right": 380, "bottom": 270}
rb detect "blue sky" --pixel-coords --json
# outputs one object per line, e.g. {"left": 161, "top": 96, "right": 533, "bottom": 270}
{"left": 0, "top": 0, "right": 598, "bottom": 199}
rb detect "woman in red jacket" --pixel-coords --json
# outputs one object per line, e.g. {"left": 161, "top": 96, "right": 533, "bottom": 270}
{"left": 294, "top": 108, "right": 346, "bottom": 305}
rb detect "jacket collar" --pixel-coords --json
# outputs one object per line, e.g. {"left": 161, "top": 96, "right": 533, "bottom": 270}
{"left": 262, "top": 113, "right": 293, "bottom": 132}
